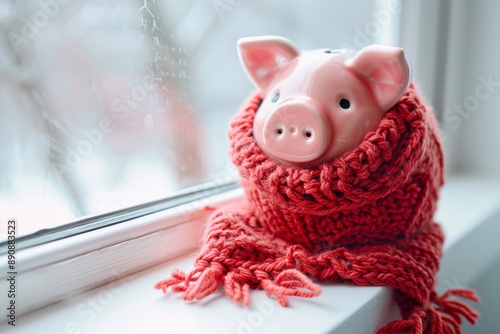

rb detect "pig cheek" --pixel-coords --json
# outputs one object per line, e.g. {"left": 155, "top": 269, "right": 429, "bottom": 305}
{"left": 253, "top": 101, "right": 273, "bottom": 151}
{"left": 256, "top": 98, "right": 286, "bottom": 140}
{"left": 330, "top": 106, "right": 382, "bottom": 156}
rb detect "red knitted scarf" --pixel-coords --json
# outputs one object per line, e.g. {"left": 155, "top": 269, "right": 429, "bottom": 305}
{"left": 156, "top": 85, "right": 479, "bottom": 334}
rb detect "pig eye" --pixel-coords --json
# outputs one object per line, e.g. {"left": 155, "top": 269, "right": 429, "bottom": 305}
{"left": 339, "top": 98, "right": 350, "bottom": 109}
{"left": 271, "top": 92, "right": 280, "bottom": 103}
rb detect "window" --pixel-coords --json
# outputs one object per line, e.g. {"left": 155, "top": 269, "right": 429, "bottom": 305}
{"left": 1, "top": 0, "right": 240, "bottom": 242}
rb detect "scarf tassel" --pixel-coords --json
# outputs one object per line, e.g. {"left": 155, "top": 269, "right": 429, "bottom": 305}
{"left": 156, "top": 266, "right": 322, "bottom": 307}
{"left": 377, "top": 288, "right": 480, "bottom": 334}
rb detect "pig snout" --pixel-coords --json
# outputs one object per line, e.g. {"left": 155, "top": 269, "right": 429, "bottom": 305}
{"left": 262, "top": 99, "right": 331, "bottom": 164}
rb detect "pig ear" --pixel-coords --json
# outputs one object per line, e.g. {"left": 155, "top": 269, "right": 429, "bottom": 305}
{"left": 237, "top": 36, "right": 300, "bottom": 93}
{"left": 348, "top": 45, "right": 411, "bottom": 110}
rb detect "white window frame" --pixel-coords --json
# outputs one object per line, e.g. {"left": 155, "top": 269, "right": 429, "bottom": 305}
{"left": 0, "top": 184, "right": 243, "bottom": 318}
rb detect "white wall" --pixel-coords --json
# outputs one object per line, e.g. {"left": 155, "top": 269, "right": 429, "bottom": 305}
{"left": 440, "top": 2, "right": 500, "bottom": 331}
{"left": 443, "top": 0, "right": 500, "bottom": 177}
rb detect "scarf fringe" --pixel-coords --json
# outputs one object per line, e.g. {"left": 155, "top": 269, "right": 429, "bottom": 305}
{"left": 377, "top": 289, "right": 480, "bottom": 334}
{"left": 155, "top": 266, "right": 322, "bottom": 307}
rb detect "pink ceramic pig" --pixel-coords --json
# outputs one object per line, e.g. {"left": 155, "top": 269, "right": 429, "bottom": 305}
{"left": 237, "top": 36, "right": 411, "bottom": 167}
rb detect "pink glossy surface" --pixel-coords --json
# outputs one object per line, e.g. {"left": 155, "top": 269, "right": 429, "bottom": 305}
{"left": 263, "top": 97, "right": 331, "bottom": 163}
{"left": 237, "top": 36, "right": 411, "bottom": 167}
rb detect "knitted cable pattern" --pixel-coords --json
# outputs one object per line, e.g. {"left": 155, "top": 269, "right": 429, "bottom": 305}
{"left": 156, "top": 84, "right": 479, "bottom": 333}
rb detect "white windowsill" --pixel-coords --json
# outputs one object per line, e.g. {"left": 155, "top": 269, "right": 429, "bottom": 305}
{"left": 3, "top": 175, "right": 500, "bottom": 334}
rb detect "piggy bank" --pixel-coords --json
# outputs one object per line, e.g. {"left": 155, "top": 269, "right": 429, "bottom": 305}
{"left": 237, "top": 36, "right": 411, "bottom": 167}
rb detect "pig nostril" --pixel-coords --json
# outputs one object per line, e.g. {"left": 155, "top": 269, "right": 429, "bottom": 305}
{"left": 274, "top": 123, "right": 284, "bottom": 136}
{"left": 339, "top": 98, "right": 351, "bottom": 109}
{"left": 302, "top": 126, "right": 313, "bottom": 139}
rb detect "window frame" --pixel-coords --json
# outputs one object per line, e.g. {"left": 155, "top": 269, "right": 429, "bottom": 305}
{"left": 0, "top": 186, "right": 244, "bottom": 318}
